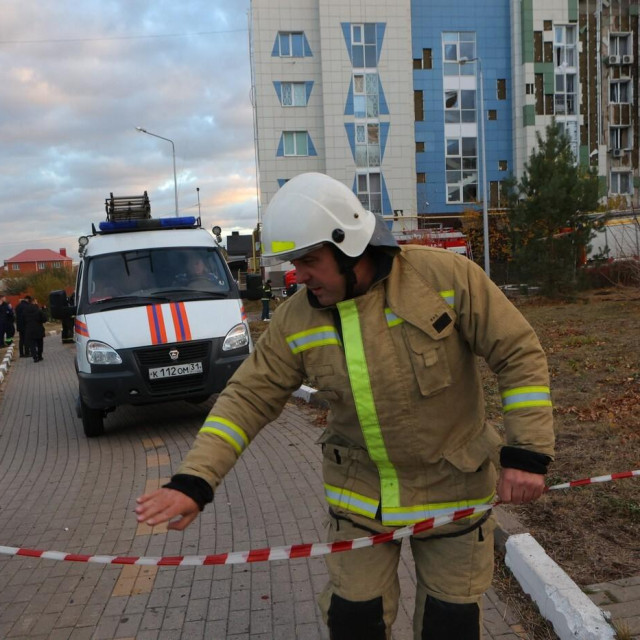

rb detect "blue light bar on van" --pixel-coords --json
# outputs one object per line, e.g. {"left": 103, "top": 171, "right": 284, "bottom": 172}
{"left": 98, "top": 216, "right": 198, "bottom": 233}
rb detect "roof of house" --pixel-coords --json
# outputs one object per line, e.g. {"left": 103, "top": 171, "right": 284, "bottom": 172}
{"left": 5, "top": 249, "right": 72, "bottom": 263}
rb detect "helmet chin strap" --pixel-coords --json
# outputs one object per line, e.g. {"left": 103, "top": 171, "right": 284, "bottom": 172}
{"left": 330, "top": 245, "right": 362, "bottom": 300}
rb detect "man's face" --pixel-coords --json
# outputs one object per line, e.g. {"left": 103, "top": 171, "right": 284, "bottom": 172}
{"left": 292, "top": 245, "right": 345, "bottom": 306}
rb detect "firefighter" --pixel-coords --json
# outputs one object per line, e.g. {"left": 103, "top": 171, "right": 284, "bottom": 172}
{"left": 136, "top": 172, "right": 554, "bottom": 640}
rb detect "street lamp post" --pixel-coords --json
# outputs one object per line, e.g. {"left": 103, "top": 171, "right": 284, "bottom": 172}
{"left": 135, "top": 127, "right": 179, "bottom": 217}
{"left": 459, "top": 57, "right": 490, "bottom": 278}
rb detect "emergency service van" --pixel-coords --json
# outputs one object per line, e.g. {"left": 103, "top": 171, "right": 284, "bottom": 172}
{"left": 61, "top": 193, "right": 252, "bottom": 437}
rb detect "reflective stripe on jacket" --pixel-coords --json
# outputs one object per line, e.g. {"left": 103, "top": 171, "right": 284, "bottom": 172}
{"left": 178, "top": 246, "right": 554, "bottom": 525}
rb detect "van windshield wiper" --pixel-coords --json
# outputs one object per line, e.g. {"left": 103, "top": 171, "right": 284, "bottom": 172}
{"left": 91, "top": 295, "right": 172, "bottom": 307}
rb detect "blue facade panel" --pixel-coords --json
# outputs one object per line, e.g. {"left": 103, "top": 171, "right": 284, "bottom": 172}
{"left": 411, "top": 0, "right": 512, "bottom": 216}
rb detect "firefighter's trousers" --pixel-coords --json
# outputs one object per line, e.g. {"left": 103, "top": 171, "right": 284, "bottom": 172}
{"left": 317, "top": 510, "right": 496, "bottom": 640}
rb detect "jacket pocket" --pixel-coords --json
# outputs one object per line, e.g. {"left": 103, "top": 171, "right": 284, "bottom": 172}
{"left": 405, "top": 335, "right": 452, "bottom": 398}
{"left": 444, "top": 422, "right": 503, "bottom": 473}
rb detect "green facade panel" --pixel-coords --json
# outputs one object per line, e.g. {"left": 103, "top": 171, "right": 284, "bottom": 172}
{"left": 523, "top": 104, "right": 536, "bottom": 126}
{"left": 521, "top": 0, "right": 534, "bottom": 63}
{"left": 568, "top": 0, "right": 578, "bottom": 22}
{"left": 579, "top": 145, "right": 589, "bottom": 167}
{"left": 598, "top": 176, "right": 608, "bottom": 198}
{"left": 534, "top": 62, "right": 555, "bottom": 93}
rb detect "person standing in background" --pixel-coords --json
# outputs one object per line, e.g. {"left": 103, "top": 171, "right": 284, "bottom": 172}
{"left": 23, "top": 297, "right": 47, "bottom": 362}
{"left": 261, "top": 279, "right": 273, "bottom": 321}
{"left": 0, "top": 294, "right": 15, "bottom": 347}
{"left": 15, "top": 295, "right": 32, "bottom": 356}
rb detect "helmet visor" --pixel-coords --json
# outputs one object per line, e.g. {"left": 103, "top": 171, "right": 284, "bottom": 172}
{"left": 261, "top": 242, "right": 325, "bottom": 267}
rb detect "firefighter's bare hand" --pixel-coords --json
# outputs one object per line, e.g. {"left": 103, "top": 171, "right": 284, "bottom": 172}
{"left": 135, "top": 488, "right": 199, "bottom": 531}
{"left": 497, "top": 468, "right": 546, "bottom": 505}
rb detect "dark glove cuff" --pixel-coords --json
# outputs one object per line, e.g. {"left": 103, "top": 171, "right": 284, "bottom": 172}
{"left": 163, "top": 474, "right": 214, "bottom": 511}
{"left": 500, "top": 446, "right": 552, "bottom": 475}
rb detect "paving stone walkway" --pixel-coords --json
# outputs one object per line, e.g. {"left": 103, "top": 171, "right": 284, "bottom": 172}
{"left": 1, "top": 335, "right": 633, "bottom": 639}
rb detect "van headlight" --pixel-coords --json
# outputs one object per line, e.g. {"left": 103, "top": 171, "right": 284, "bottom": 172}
{"left": 87, "top": 340, "right": 123, "bottom": 365}
{"left": 222, "top": 323, "right": 250, "bottom": 351}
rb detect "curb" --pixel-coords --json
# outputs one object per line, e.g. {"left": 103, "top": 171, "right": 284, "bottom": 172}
{"left": 505, "top": 533, "right": 615, "bottom": 640}
{"left": 0, "top": 343, "right": 15, "bottom": 386}
{"left": 292, "top": 384, "right": 616, "bottom": 640}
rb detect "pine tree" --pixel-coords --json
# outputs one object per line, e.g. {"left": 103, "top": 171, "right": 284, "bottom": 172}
{"left": 505, "top": 121, "right": 599, "bottom": 295}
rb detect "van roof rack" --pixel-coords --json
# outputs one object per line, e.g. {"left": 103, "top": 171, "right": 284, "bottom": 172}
{"left": 105, "top": 191, "right": 151, "bottom": 222}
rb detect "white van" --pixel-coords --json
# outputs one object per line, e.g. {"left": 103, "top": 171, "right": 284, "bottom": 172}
{"left": 67, "top": 206, "right": 252, "bottom": 437}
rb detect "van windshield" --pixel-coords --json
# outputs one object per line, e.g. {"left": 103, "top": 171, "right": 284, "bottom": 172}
{"left": 86, "top": 247, "right": 232, "bottom": 306}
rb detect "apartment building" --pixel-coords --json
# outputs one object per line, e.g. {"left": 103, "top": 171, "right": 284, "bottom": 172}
{"left": 249, "top": 0, "right": 639, "bottom": 232}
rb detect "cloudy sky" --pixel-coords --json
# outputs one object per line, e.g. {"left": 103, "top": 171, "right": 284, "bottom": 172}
{"left": 0, "top": 0, "right": 256, "bottom": 263}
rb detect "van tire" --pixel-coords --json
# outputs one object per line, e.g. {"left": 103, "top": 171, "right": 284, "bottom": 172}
{"left": 81, "top": 398, "right": 105, "bottom": 437}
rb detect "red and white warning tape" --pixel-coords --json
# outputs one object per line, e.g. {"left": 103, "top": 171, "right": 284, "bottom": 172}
{"left": 1, "top": 470, "right": 638, "bottom": 567}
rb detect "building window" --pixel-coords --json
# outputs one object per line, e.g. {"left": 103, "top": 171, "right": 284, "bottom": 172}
{"left": 414, "top": 90, "right": 424, "bottom": 121}
{"left": 526, "top": 83, "right": 535, "bottom": 95}
{"left": 422, "top": 48, "right": 432, "bottom": 69}
{"left": 497, "top": 79, "right": 506, "bottom": 100}
{"left": 554, "top": 73, "right": 577, "bottom": 114}
{"left": 53, "top": 262, "right": 61, "bottom": 268}
{"left": 355, "top": 123, "right": 380, "bottom": 168}
{"left": 417, "top": 173, "right": 426, "bottom": 184}
{"left": 499, "top": 160, "right": 508, "bottom": 171}
{"left": 610, "top": 172, "right": 632, "bottom": 194}
{"left": 444, "top": 89, "right": 476, "bottom": 123}
{"left": 544, "top": 20, "right": 553, "bottom": 31}
{"left": 554, "top": 25, "right": 577, "bottom": 67}
{"left": 610, "top": 126, "right": 630, "bottom": 150}
{"left": 281, "top": 82, "right": 307, "bottom": 106}
{"left": 11, "top": 264, "right": 20, "bottom": 271}
{"left": 37, "top": 262, "right": 46, "bottom": 270}
{"left": 351, "top": 23, "right": 377, "bottom": 69}
{"left": 416, "top": 141, "right": 425, "bottom": 153}
{"left": 610, "top": 33, "right": 631, "bottom": 57}
{"left": 445, "top": 137, "right": 477, "bottom": 203}
{"left": 356, "top": 172, "right": 382, "bottom": 213}
{"left": 283, "top": 131, "right": 309, "bottom": 156}
{"left": 488, "top": 109, "right": 497, "bottom": 120}
{"left": 442, "top": 32, "right": 476, "bottom": 76}
{"left": 278, "top": 32, "right": 305, "bottom": 58}
{"left": 610, "top": 80, "right": 630, "bottom": 104}
{"left": 353, "top": 73, "right": 379, "bottom": 118}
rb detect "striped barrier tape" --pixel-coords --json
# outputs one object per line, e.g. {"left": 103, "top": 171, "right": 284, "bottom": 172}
{"left": 1, "top": 469, "right": 638, "bottom": 567}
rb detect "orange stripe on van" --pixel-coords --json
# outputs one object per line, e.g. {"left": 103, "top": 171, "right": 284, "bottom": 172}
{"left": 170, "top": 302, "right": 192, "bottom": 342}
{"left": 147, "top": 305, "right": 168, "bottom": 345}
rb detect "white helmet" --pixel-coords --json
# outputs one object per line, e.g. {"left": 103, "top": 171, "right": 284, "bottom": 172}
{"left": 261, "top": 173, "right": 396, "bottom": 266}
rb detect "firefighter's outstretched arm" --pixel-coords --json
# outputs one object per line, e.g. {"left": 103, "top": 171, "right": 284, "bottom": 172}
{"left": 135, "top": 488, "right": 199, "bottom": 530}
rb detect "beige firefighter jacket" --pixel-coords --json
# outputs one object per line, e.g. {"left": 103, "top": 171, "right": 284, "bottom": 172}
{"left": 177, "top": 245, "right": 554, "bottom": 526}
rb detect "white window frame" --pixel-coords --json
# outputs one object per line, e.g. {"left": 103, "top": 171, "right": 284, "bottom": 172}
{"left": 610, "top": 171, "right": 632, "bottom": 194}
{"left": 11, "top": 263, "right": 20, "bottom": 271}
{"left": 554, "top": 25, "right": 577, "bottom": 68}
{"left": 442, "top": 31, "right": 476, "bottom": 76}
{"left": 610, "top": 80, "right": 630, "bottom": 104}
{"left": 278, "top": 32, "right": 304, "bottom": 58}
{"left": 354, "top": 123, "right": 380, "bottom": 168}
{"left": 282, "top": 131, "right": 309, "bottom": 157}
{"left": 610, "top": 126, "right": 630, "bottom": 151}
{"left": 351, "top": 23, "right": 377, "bottom": 70}
{"left": 610, "top": 33, "right": 631, "bottom": 57}
{"left": 445, "top": 137, "right": 478, "bottom": 204}
{"left": 281, "top": 82, "right": 307, "bottom": 107}
{"left": 356, "top": 171, "right": 382, "bottom": 214}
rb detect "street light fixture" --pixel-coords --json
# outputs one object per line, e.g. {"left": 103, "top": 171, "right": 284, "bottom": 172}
{"left": 135, "top": 126, "right": 179, "bottom": 217}
{"left": 459, "top": 57, "right": 490, "bottom": 278}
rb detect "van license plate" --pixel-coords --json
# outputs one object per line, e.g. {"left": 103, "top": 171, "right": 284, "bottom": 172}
{"left": 148, "top": 362, "right": 203, "bottom": 379}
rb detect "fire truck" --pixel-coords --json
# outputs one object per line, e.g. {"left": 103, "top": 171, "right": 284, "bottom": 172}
{"left": 393, "top": 224, "right": 472, "bottom": 257}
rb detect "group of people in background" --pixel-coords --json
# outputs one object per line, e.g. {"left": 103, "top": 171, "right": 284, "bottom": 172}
{"left": 0, "top": 295, "right": 48, "bottom": 362}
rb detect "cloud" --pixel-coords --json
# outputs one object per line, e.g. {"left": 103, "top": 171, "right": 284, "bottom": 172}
{"left": 0, "top": 0, "right": 256, "bottom": 261}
